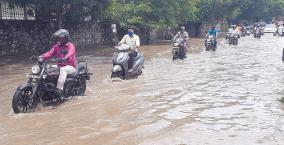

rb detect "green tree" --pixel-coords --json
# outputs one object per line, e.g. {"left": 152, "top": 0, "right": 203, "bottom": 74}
{"left": 6, "top": 0, "right": 284, "bottom": 30}
{"left": 105, "top": 0, "right": 200, "bottom": 30}
{"left": 8, "top": 0, "right": 111, "bottom": 28}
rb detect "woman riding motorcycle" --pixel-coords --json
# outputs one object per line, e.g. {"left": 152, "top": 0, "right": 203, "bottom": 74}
{"left": 39, "top": 29, "right": 77, "bottom": 98}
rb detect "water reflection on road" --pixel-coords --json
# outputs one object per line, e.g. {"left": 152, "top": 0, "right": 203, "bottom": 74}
{"left": 0, "top": 36, "right": 284, "bottom": 145}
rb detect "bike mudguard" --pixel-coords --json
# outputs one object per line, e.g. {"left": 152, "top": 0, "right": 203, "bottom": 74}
{"left": 17, "top": 83, "right": 34, "bottom": 90}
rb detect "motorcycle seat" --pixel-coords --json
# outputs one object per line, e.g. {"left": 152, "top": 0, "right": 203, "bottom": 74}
{"left": 67, "top": 71, "right": 78, "bottom": 78}
{"left": 77, "top": 62, "right": 86, "bottom": 73}
{"left": 67, "top": 62, "right": 87, "bottom": 78}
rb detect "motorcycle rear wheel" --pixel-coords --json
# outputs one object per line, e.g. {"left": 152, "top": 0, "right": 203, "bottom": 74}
{"left": 172, "top": 51, "right": 178, "bottom": 60}
{"left": 205, "top": 46, "right": 210, "bottom": 51}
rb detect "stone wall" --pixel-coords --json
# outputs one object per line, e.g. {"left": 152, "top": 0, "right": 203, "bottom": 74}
{"left": 0, "top": 20, "right": 229, "bottom": 56}
{"left": 67, "top": 22, "right": 107, "bottom": 48}
{"left": 0, "top": 20, "right": 107, "bottom": 56}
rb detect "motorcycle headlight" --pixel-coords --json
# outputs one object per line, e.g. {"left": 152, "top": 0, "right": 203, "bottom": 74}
{"left": 32, "top": 65, "right": 40, "bottom": 74}
{"left": 173, "top": 43, "right": 179, "bottom": 47}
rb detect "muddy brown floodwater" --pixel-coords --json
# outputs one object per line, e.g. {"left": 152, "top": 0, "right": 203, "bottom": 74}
{"left": 1, "top": 36, "right": 284, "bottom": 145}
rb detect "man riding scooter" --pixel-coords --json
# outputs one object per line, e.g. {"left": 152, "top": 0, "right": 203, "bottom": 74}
{"left": 39, "top": 29, "right": 77, "bottom": 99}
{"left": 173, "top": 26, "right": 189, "bottom": 58}
{"left": 116, "top": 26, "right": 140, "bottom": 73}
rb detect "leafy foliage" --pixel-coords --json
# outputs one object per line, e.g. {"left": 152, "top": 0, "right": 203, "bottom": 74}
{"left": 6, "top": 0, "right": 284, "bottom": 29}
{"left": 280, "top": 96, "right": 284, "bottom": 104}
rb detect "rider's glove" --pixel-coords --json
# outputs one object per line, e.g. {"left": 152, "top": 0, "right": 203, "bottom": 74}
{"left": 38, "top": 56, "right": 44, "bottom": 63}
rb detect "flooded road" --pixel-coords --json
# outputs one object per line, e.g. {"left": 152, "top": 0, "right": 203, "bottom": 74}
{"left": 1, "top": 35, "right": 284, "bottom": 145}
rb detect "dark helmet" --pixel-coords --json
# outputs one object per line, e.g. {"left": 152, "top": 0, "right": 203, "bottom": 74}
{"left": 127, "top": 26, "right": 135, "bottom": 31}
{"left": 52, "top": 29, "right": 70, "bottom": 45}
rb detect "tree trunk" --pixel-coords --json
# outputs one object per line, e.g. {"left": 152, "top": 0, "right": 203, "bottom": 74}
{"left": 57, "top": 11, "right": 63, "bottom": 29}
{"left": 0, "top": 2, "right": 2, "bottom": 20}
{"left": 56, "top": 0, "right": 64, "bottom": 29}
{"left": 23, "top": 5, "right": 27, "bottom": 20}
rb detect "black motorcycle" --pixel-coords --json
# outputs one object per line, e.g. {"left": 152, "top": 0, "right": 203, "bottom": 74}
{"left": 12, "top": 56, "right": 91, "bottom": 114}
{"left": 225, "top": 32, "right": 230, "bottom": 40}
{"left": 205, "top": 35, "right": 216, "bottom": 51}
{"left": 254, "top": 29, "right": 261, "bottom": 38}
{"left": 228, "top": 33, "right": 238, "bottom": 45}
{"left": 172, "top": 38, "right": 187, "bottom": 60}
{"left": 241, "top": 30, "right": 246, "bottom": 37}
{"left": 246, "top": 29, "right": 251, "bottom": 36}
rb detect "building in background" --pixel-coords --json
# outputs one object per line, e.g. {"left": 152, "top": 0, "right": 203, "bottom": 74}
{"left": 0, "top": 2, "right": 35, "bottom": 20}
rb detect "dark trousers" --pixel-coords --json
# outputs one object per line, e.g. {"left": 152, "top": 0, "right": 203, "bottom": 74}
{"left": 129, "top": 51, "right": 138, "bottom": 69}
{"left": 214, "top": 39, "right": 217, "bottom": 48}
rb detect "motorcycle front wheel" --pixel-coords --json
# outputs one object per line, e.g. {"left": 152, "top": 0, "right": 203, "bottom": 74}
{"left": 172, "top": 50, "right": 178, "bottom": 60}
{"left": 205, "top": 46, "right": 210, "bottom": 51}
{"left": 12, "top": 86, "right": 36, "bottom": 114}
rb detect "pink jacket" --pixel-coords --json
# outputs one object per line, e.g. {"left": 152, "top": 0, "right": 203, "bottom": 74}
{"left": 42, "top": 42, "right": 77, "bottom": 68}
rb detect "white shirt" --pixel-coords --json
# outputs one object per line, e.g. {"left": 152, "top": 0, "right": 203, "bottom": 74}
{"left": 118, "top": 34, "right": 140, "bottom": 50}
{"left": 174, "top": 31, "right": 189, "bottom": 40}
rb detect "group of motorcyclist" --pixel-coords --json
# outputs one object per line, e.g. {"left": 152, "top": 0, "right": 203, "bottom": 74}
{"left": 225, "top": 23, "right": 265, "bottom": 45}
{"left": 31, "top": 22, "right": 256, "bottom": 105}
{"left": 172, "top": 25, "right": 218, "bottom": 57}
{"left": 16, "top": 21, "right": 271, "bottom": 113}
{"left": 36, "top": 24, "right": 216, "bottom": 100}
{"left": 36, "top": 26, "right": 142, "bottom": 99}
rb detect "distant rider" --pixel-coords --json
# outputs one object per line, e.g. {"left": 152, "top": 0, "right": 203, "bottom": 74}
{"left": 206, "top": 25, "right": 217, "bottom": 48}
{"left": 173, "top": 26, "right": 189, "bottom": 57}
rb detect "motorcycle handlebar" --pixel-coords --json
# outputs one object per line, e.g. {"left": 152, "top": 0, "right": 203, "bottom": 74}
{"left": 40, "top": 58, "right": 67, "bottom": 63}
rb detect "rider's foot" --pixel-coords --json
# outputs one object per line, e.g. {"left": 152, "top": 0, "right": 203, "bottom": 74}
{"left": 55, "top": 89, "right": 64, "bottom": 99}
{"left": 128, "top": 69, "right": 134, "bottom": 74}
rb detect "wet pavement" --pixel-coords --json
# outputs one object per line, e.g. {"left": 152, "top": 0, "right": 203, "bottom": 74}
{"left": 0, "top": 36, "right": 284, "bottom": 145}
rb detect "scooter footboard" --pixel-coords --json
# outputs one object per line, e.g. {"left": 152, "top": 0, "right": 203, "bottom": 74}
{"left": 132, "top": 57, "right": 144, "bottom": 70}
{"left": 172, "top": 47, "right": 179, "bottom": 52}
